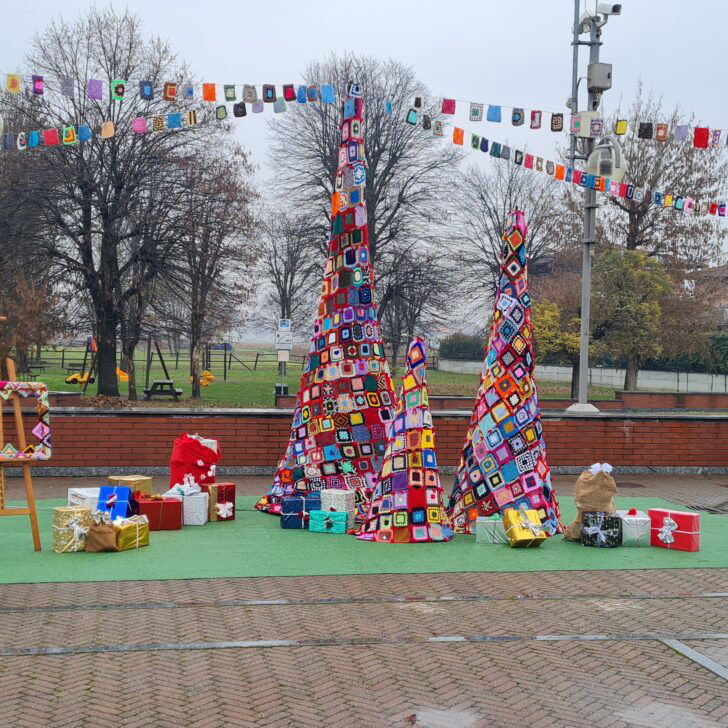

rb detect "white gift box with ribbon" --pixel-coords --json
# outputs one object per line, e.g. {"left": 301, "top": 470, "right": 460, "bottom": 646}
{"left": 616, "top": 509, "right": 651, "bottom": 547}
{"left": 162, "top": 482, "right": 209, "bottom": 526}
{"left": 68, "top": 487, "right": 101, "bottom": 509}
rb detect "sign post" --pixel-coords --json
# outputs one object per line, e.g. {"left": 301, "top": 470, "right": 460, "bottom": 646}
{"left": 275, "top": 320, "right": 293, "bottom": 396}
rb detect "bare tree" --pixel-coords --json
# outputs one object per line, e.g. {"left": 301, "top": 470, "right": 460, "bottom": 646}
{"left": 451, "top": 160, "right": 564, "bottom": 322}
{"left": 8, "top": 7, "right": 220, "bottom": 396}
{"left": 589, "top": 84, "right": 726, "bottom": 266}
{"left": 258, "top": 212, "right": 322, "bottom": 328}
{"left": 156, "top": 147, "right": 257, "bottom": 398}
{"left": 379, "top": 246, "right": 457, "bottom": 370}
{"left": 267, "top": 54, "right": 462, "bottom": 318}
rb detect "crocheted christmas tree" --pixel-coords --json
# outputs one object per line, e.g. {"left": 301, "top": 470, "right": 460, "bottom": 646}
{"left": 358, "top": 337, "right": 453, "bottom": 543}
{"left": 257, "top": 82, "right": 396, "bottom": 515}
{"left": 446, "top": 211, "right": 562, "bottom": 535}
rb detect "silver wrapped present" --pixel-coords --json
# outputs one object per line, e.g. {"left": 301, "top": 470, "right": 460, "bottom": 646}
{"left": 616, "top": 509, "right": 650, "bottom": 547}
{"left": 320, "top": 489, "right": 356, "bottom": 528}
{"left": 475, "top": 516, "right": 508, "bottom": 544}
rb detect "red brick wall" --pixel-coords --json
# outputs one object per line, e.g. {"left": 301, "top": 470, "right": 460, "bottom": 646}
{"left": 5, "top": 409, "right": 726, "bottom": 470}
{"left": 617, "top": 391, "right": 728, "bottom": 409}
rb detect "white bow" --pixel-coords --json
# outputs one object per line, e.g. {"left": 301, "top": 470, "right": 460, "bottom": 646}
{"left": 588, "top": 462, "right": 614, "bottom": 475}
{"left": 165, "top": 477, "right": 201, "bottom": 498}
{"left": 658, "top": 516, "right": 678, "bottom": 545}
{"left": 216, "top": 501, "right": 234, "bottom": 518}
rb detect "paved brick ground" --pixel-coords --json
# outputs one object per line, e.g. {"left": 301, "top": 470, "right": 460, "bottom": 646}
{"left": 1, "top": 475, "right": 727, "bottom": 726}
{"left": 7, "top": 472, "right": 728, "bottom": 507}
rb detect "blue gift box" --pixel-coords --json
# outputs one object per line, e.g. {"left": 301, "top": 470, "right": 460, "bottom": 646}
{"left": 280, "top": 493, "right": 321, "bottom": 529}
{"left": 97, "top": 485, "right": 131, "bottom": 520}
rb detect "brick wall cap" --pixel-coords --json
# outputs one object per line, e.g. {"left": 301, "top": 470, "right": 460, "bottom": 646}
{"left": 35, "top": 406, "right": 728, "bottom": 422}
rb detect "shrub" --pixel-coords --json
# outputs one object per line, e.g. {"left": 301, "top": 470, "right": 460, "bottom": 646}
{"left": 439, "top": 333, "right": 484, "bottom": 361}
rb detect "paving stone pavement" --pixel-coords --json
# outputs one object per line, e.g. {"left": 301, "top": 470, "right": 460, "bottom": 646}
{"left": 1, "top": 476, "right": 727, "bottom": 726}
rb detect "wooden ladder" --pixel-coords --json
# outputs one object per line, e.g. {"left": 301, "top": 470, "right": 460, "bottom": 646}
{"left": 0, "top": 357, "right": 42, "bottom": 551}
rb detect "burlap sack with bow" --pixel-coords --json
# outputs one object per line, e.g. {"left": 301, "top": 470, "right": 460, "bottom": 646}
{"left": 564, "top": 463, "right": 618, "bottom": 541}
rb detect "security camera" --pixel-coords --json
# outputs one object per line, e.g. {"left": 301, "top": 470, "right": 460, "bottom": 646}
{"left": 586, "top": 135, "right": 626, "bottom": 182}
{"left": 597, "top": 3, "right": 621, "bottom": 15}
{"left": 579, "top": 3, "right": 622, "bottom": 33}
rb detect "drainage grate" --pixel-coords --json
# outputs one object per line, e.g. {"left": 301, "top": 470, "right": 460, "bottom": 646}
{"left": 686, "top": 500, "right": 728, "bottom": 515}
{"left": 617, "top": 482, "right": 645, "bottom": 489}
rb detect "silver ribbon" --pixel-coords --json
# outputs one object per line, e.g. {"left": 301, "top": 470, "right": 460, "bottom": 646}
{"left": 518, "top": 505, "right": 543, "bottom": 538}
{"left": 583, "top": 513, "right": 619, "bottom": 545}
{"left": 93, "top": 509, "right": 112, "bottom": 525}
{"left": 53, "top": 517, "right": 88, "bottom": 551}
{"left": 658, "top": 516, "right": 678, "bottom": 545}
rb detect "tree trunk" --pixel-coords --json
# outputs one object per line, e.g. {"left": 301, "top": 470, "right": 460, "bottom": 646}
{"left": 124, "top": 349, "right": 137, "bottom": 401}
{"left": 570, "top": 356, "right": 580, "bottom": 399}
{"left": 624, "top": 356, "right": 639, "bottom": 391}
{"left": 190, "top": 339, "right": 201, "bottom": 399}
{"left": 95, "top": 301, "right": 119, "bottom": 397}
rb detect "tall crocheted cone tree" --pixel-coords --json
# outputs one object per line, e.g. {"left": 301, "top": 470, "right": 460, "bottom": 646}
{"left": 358, "top": 337, "right": 453, "bottom": 543}
{"left": 256, "top": 82, "right": 396, "bottom": 515}
{"left": 446, "top": 211, "right": 562, "bottom": 535}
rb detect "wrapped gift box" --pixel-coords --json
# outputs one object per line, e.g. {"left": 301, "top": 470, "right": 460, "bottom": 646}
{"left": 67, "top": 487, "right": 101, "bottom": 509}
{"left": 475, "top": 515, "right": 508, "bottom": 545}
{"left": 52, "top": 506, "right": 93, "bottom": 553}
{"left": 131, "top": 493, "right": 182, "bottom": 531}
{"left": 503, "top": 507, "right": 547, "bottom": 548}
{"left": 320, "top": 488, "right": 356, "bottom": 529}
{"left": 201, "top": 482, "right": 236, "bottom": 521}
{"left": 320, "top": 488, "right": 355, "bottom": 512}
{"left": 114, "top": 515, "right": 150, "bottom": 550}
{"left": 581, "top": 512, "right": 622, "bottom": 548}
{"left": 97, "top": 485, "right": 131, "bottom": 520}
{"left": 616, "top": 509, "right": 651, "bottom": 547}
{"left": 182, "top": 492, "right": 209, "bottom": 526}
{"left": 281, "top": 494, "right": 321, "bottom": 529}
{"left": 85, "top": 511, "right": 117, "bottom": 552}
{"left": 108, "top": 475, "right": 152, "bottom": 496}
{"left": 648, "top": 508, "right": 700, "bottom": 552}
{"left": 309, "top": 510, "right": 348, "bottom": 534}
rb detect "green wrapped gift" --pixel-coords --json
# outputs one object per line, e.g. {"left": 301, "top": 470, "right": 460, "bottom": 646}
{"left": 309, "top": 510, "right": 348, "bottom": 534}
{"left": 475, "top": 514, "right": 508, "bottom": 545}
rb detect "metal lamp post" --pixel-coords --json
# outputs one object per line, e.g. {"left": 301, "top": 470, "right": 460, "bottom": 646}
{"left": 567, "top": 2, "right": 622, "bottom": 413}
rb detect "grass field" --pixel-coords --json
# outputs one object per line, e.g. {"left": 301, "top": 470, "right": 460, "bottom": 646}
{"left": 27, "top": 347, "right": 616, "bottom": 407}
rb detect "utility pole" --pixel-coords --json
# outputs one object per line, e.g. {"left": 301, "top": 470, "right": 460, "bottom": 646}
{"left": 567, "top": 2, "right": 621, "bottom": 413}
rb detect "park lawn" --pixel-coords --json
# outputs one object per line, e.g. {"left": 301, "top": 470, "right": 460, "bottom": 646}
{"left": 32, "top": 347, "right": 616, "bottom": 407}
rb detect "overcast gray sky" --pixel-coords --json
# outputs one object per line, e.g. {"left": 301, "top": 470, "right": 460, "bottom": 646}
{"left": 2, "top": 0, "right": 725, "bottom": 181}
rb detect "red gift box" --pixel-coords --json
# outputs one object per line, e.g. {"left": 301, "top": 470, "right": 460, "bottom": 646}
{"left": 201, "top": 482, "right": 236, "bottom": 521}
{"left": 132, "top": 493, "right": 183, "bottom": 531}
{"left": 648, "top": 508, "right": 700, "bottom": 552}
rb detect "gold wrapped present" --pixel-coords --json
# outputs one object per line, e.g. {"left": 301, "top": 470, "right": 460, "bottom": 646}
{"left": 109, "top": 475, "right": 153, "bottom": 496}
{"left": 114, "top": 515, "right": 150, "bottom": 551}
{"left": 503, "top": 506, "right": 547, "bottom": 548}
{"left": 52, "top": 506, "right": 93, "bottom": 553}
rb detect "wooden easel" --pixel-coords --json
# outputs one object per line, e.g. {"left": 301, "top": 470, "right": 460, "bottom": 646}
{"left": 0, "top": 356, "right": 42, "bottom": 551}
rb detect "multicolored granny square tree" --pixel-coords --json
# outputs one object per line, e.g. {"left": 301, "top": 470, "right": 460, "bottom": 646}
{"left": 446, "top": 211, "right": 561, "bottom": 535}
{"left": 257, "top": 82, "right": 396, "bottom": 514}
{"left": 358, "top": 337, "right": 453, "bottom": 543}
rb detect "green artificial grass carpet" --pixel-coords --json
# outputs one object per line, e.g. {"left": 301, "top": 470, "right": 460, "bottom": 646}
{"left": 0, "top": 496, "right": 723, "bottom": 584}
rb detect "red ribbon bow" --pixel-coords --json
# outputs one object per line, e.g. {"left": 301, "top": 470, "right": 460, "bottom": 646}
{"left": 628, "top": 508, "right": 637, "bottom": 516}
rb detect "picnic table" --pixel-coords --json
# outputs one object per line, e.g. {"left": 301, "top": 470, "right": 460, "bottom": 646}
{"left": 143, "top": 380, "right": 183, "bottom": 401}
